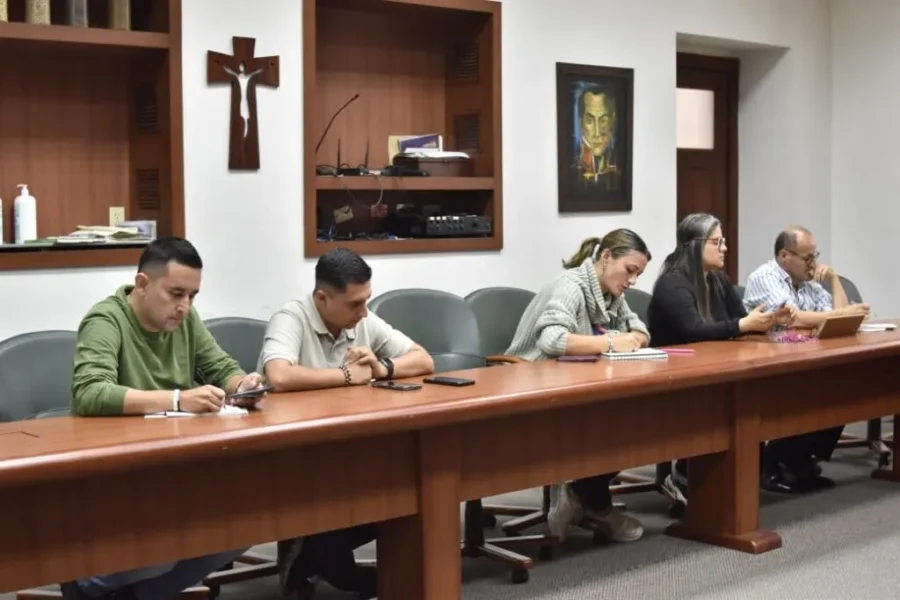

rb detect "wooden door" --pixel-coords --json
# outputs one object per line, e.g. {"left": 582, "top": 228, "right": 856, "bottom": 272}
{"left": 676, "top": 53, "right": 739, "bottom": 282}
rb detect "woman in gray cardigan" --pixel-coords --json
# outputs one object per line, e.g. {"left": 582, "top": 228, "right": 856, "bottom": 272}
{"left": 505, "top": 229, "right": 652, "bottom": 543}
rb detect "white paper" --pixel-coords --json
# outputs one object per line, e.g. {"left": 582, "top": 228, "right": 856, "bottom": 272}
{"left": 859, "top": 323, "right": 897, "bottom": 332}
{"left": 145, "top": 404, "right": 249, "bottom": 419}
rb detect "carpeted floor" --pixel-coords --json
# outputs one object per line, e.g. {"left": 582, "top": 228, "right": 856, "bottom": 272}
{"left": 11, "top": 423, "right": 900, "bottom": 599}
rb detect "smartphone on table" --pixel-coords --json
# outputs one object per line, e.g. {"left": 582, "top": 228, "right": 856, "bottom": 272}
{"left": 423, "top": 376, "right": 475, "bottom": 387}
{"left": 557, "top": 355, "right": 599, "bottom": 363}
{"left": 371, "top": 381, "right": 423, "bottom": 391}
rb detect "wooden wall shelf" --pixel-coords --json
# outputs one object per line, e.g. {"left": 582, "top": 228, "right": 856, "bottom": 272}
{"left": 0, "top": 246, "right": 144, "bottom": 271}
{"left": 302, "top": 0, "right": 503, "bottom": 258}
{"left": 0, "top": 21, "right": 170, "bottom": 50}
{"left": 313, "top": 237, "right": 501, "bottom": 257}
{"left": 314, "top": 176, "right": 495, "bottom": 191}
{"left": 0, "top": 0, "right": 184, "bottom": 272}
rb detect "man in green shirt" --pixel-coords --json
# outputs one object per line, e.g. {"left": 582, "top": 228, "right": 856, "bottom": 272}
{"left": 64, "top": 237, "right": 265, "bottom": 600}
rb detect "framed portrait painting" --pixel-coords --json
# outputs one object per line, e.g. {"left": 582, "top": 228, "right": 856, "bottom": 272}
{"left": 556, "top": 62, "right": 634, "bottom": 213}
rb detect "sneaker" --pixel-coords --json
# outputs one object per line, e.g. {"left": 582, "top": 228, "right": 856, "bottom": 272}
{"left": 547, "top": 482, "right": 583, "bottom": 541}
{"left": 584, "top": 505, "right": 644, "bottom": 542}
{"left": 662, "top": 474, "right": 688, "bottom": 507}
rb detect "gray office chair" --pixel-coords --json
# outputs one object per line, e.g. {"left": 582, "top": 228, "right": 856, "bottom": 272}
{"left": 821, "top": 276, "right": 891, "bottom": 463}
{"left": 204, "top": 317, "right": 268, "bottom": 374}
{"left": 464, "top": 287, "right": 534, "bottom": 361}
{"left": 0, "top": 330, "right": 76, "bottom": 422}
{"left": 201, "top": 317, "right": 279, "bottom": 593}
{"left": 370, "top": 288, "right": 553, "bottom": 583}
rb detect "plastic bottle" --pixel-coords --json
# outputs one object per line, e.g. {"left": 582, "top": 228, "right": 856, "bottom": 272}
{"left": 14, "top": 184, "right": 37, "bottom": 244}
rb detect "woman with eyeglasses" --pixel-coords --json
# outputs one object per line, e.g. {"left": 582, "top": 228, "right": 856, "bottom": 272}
{"left": 646, "top": 213, "right": 791, "bottom": 515}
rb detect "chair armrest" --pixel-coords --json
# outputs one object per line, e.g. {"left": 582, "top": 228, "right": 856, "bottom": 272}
{"left": 486, "top": 354, "right": 525, "bottom": 365}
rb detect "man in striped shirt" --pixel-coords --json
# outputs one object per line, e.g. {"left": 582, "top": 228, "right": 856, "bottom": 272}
{"left": 743, "top": 226, "right": 869, "bottom": 325}
{"left": 743, "top": 226, "right": 868, "bottom": 494}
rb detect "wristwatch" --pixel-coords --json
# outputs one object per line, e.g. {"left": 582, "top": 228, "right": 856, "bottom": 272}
{"left": 378, "top": 357, "right": 395, "bottom": 380}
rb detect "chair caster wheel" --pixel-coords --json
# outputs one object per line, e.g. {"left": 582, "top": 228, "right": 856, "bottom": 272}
{"left": 511, "top": 568, "right": 529, "bottom": 584}
{"left": 482, "top": 513, "right": 497, "bottom": 528}
{"left": 879, "top": 452, "right": 891, "bottom": 468}
{"left": 207, "top": 585, "right": 220, "bottom": 599}
{"left": 669, "top": 501, "right": 687, "bottom": 520}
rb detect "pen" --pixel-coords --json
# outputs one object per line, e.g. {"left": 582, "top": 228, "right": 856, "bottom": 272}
{"left": 662, "top": 348, "right": 695, "bottom": 355}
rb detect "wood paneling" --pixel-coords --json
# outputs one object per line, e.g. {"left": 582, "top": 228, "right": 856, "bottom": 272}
{"left": 303, "top": 0, "right": 503, "bottom": 258}
{"left": 0, "top": 0, "right": 183, "bottom": 271}
{"left": 0, "top": 50, "right": 131, "bottom": 238}
{"left": 0, "top": 434, "right": 418, "bottom": 592}
{"left": 315, "top": 7, "right": 448, "bottom": 170}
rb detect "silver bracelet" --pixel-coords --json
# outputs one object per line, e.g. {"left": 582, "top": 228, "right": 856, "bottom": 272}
{"left": 607, "top": 331, "right": 618, "bottom": 352}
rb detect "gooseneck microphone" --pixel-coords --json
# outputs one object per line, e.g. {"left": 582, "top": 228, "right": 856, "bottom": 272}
{"left": 314, "top": 93, "right": 360, "bottom": 154}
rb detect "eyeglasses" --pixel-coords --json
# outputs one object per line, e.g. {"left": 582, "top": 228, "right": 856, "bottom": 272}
{"left": 706, "top": 237, "right": 726, "bottom": 250}
{"left": 787, "top": 249, "right": 820, "bottom": 265}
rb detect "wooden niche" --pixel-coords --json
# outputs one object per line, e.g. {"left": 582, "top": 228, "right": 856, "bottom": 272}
{"left": 303, "top": 0, "right": 503, "bottom": 257}
{"left": 0, "top": 0, "right": 183, "bottom": 271}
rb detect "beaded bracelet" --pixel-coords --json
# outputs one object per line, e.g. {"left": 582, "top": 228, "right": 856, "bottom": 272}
{"left": 340, "top": 362, "right": 352, "bottom": 385}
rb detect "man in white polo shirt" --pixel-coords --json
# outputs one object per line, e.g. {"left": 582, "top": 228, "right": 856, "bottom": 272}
{"left": 259, "top": 247, "right": 434, "bottom": 599}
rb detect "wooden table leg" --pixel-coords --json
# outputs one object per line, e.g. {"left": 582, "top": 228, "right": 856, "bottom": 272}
{"left": 377, "top": 427, "right": 461, "bottom": 600}
{"left": 872, "top": 414, "right": 900, "bottom": 482}
{"left": 666, "top": 385, "right": 782, "bottom": 554}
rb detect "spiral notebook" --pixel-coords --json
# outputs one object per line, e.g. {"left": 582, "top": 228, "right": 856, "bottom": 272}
{"left": 600, "top": 347, "right": 669, "bottom": 361}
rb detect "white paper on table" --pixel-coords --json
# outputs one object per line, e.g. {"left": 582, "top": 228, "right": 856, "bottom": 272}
{"left": 858, "top": 323, "right": 897, "bottom": 332}
{"left": 145, "top": 404, "right": 249, "bottom": 419}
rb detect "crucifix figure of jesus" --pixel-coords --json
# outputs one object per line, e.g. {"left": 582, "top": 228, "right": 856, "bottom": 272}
{"left": 208, "top": 36, "right": 280, "bottom": 170}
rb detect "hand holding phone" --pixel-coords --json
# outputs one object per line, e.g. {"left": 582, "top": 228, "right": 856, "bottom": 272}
{"left": 226, "top": 384, "right": 274, "bottom": 408}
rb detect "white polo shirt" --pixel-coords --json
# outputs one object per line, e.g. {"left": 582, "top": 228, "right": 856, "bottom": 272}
{"left": 258, "top": 294, "right": 415, "bottom": 371}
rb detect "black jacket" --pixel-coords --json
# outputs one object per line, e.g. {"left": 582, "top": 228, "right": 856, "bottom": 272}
{"left": 647, "top": 269, "right": 746, "bottom": 347}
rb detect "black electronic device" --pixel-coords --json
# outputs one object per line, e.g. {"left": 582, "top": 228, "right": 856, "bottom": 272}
{"left": 226, "top": 384, "right": 275, "bottom": 400}
{"left": 421, "top": 215, "right": 492, "bottom": 238}
{"left": 315, "top": 93, "right": 360, "bottom": 176}
{"left": 315, "top": 93, "right": 359, "bottom": 154}
{"left": 423, "top": 376, "right": 475, "bottom": 387}
{"left": 371, "top": 381, "right": 423, "bottom": 391}
{"left": 380, "top": 164, "right": 428, "bottom": 177}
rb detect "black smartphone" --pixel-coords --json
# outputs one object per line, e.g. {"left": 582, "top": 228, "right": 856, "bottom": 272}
{"left": 423, "top": 376, "right": 475, "bottom": 387}
{"left": 557, "top": 355, "right": 599, "bottom": 362}
{"left": 371, "top": 381, "right": 423, "bottom": 391}
{"left": 226, "top": 384, "right": 274, "bottom": 400}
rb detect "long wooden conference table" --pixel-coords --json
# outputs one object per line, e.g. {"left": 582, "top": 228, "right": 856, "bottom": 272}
{"left": 1, "top": 329, "right": 900, "bottom": 599}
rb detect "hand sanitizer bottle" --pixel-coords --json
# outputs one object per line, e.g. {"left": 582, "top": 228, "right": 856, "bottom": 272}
{"left": 14, "top": 184, "right": 37, "bottom": 244}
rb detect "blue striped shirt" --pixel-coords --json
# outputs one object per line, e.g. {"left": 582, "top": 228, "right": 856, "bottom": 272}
{"left": 743, "top": 259, "right": 832, "bottom": 312}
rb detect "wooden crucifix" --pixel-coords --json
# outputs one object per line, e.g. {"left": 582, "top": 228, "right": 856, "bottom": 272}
{"left": 207, "top": 36, "right": 280, "bottom": 170}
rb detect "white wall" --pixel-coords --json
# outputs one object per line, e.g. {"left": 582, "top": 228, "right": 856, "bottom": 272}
{"left": 831, "top": 0, "right": 899, "bottom": 317}
{"left": 0, "top": 0, "right": 834, "bottom": 340}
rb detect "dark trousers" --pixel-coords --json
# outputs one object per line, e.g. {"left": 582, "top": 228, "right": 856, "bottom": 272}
{"left": 278, "top": 524, "right": 377, "bottom": 594}
{"left": 764, "top": 426, "right": 844, "bottom": 474}
{"left": 570, "top": 471, "right": 618, "bottom": 511}
{"left": 672, "top": 425, "right": 844, "bottom": 482}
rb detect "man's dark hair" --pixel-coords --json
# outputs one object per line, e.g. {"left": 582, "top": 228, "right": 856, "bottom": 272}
{"left": 137, "top": 237, "right": 203, "bottom": 276}
{"left": 315, "top": 247, "right": 372, "bottom": 292}
{"left": 774, "top": 226, "right": 811, "bottom": 256}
